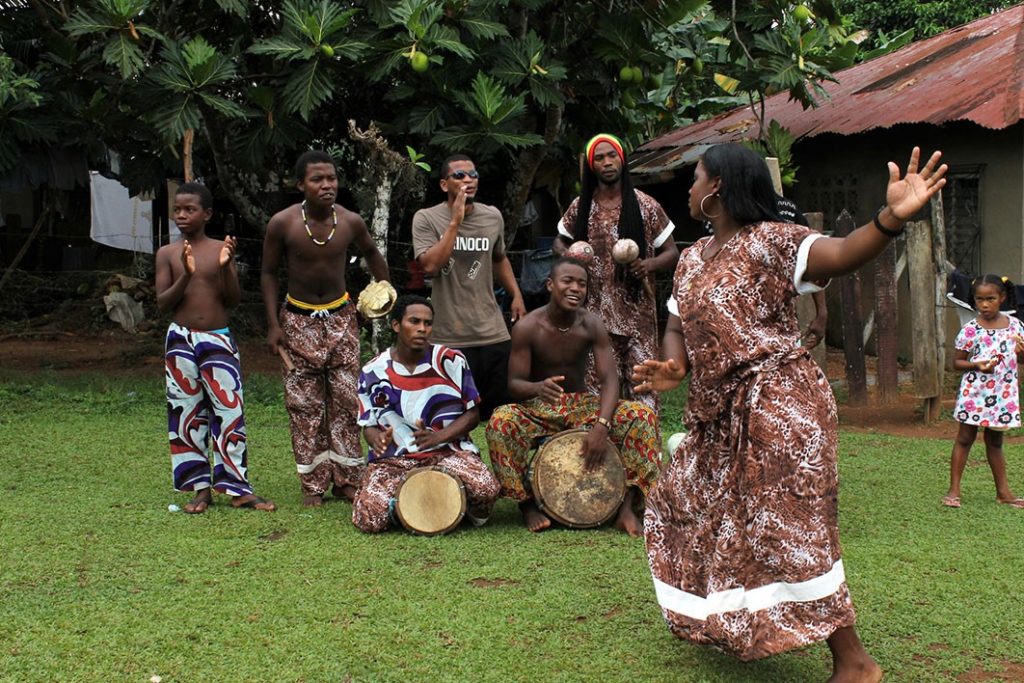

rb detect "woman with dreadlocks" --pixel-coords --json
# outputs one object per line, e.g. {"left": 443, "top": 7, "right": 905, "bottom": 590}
{"left": 556, "top": 134, "right": 679, "bottom": 417}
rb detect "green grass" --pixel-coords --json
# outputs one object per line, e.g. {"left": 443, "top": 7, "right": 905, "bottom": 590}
{"left": 1, "top": 371, "right": 1023, "bottom": 682}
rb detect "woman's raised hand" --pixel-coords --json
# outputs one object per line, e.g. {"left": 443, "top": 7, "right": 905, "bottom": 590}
{"left": 886, "top": 147, "right": 948, "bottom": 221}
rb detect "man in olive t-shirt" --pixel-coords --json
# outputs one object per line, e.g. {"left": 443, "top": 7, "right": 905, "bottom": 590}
{"left": 412, "top": 154, "right": 526, "bottom": 421}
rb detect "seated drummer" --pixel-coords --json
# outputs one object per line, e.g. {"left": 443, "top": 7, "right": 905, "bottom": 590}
{"left": 353, "top": 295, "right": 500, "bottom": 533}
{"left": 485, "top": 257, "right": 662, "bottom": 535}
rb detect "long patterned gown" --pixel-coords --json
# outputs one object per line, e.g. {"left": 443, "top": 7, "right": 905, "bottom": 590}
{"left": 645, "top": 221, "right": 856, "bottom": 661}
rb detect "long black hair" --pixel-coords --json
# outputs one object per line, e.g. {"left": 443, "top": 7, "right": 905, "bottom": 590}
{"left": 700, "top": 144, "right": 784, "bottom": 225}
{"left": 572, "top": 147, "right": 647, "bottom": 300}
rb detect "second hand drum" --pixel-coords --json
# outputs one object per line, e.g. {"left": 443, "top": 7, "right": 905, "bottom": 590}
{"left": 394, "top": 466, "right": 467, "bottom": 536}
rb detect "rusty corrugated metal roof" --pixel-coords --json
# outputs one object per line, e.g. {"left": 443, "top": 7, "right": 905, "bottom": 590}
{"left": 633, "top": 5, "right": 1024, "bottom": 174}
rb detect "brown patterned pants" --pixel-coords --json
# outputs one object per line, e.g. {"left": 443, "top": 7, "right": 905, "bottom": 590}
{"left": 280, "top": 305, "right": 364, "bottom": 496}
{"left": 352, "top": 450, "right": 500, "bottom": 533}
{"left": 485, "top": 393, "right": 662, "bottom": 502}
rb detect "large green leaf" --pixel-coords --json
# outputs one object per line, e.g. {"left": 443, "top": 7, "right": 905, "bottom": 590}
{"left": 150, "top": 95, "right": 201, "bottom": 140}
{"left": 64, "top": 9, "right": 119, "bottom": 37}
{"left": 458, "top": 16, "right": 509, "bottom": 40}
{"left": 408, "top": 103, "right": 445, "bottom": 135}
{"left": 281, "top": 59, "right": 332, "bottom": 120}
{"left": 469, "top": 72, "right": 506, "bottom": 121}
{"left": 481, "top": 130, "right": 544, "bottom": 148}
{"left": 248, "top": 38, "right": 309, "bottom": 61}
{"left": 197, "top": 91, "right": 246, "bottom": 119}
{"left": 181, "top": 36, "right": 217, "bottom": 69}
{"left": 101, "top": 33, "right": 146, "bottom": 78}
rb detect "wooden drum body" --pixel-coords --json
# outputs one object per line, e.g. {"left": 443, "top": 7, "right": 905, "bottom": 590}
{"left": 395, "top": 466, "right": 467, "bottom": 536}
{"left": 528, "top": 428, "right": 626, "bottom": 528}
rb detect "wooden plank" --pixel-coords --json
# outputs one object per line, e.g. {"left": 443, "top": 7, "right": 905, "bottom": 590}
{"left": 874, "top": 240, "right": 900, "bottom": 403}
{"left": 766, "top": 157, "right": 783, "bottom": 195}
{"left": 930, "top": 193, "right": 949, "bottom": 375}
{"left": 906, "top": 220, "right": 941, "bottom": 402}
{"left": 834, "top": 209, "right": 867, "bottom": 405}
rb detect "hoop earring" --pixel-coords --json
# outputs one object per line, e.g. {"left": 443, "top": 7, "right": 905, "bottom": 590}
{"left": 700, "top": 193, "right": 721, "bottom": 219}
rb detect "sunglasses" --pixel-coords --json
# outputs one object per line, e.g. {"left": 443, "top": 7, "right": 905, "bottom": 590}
{"left": 446, "top": 170, "right": 479, "bottom": 180}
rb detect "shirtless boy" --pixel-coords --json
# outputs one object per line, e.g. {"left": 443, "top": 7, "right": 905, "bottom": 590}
{"left": 155, "top": 182, "right": 275, "bottom": 514}
{"left": 485, "top": 257, "right": 662, "bottom": 535}
{"left": 261, "top": 150, "right": 391, "bottom": 506}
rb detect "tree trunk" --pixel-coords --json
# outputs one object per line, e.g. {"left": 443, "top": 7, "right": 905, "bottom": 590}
{"left": 202, "top": 120, "right": 271, "bottom": 231}
{"left": 370, "top": 176, "right": 393, "bottom": 350}
{"left": 503, "top": 104, "right": 563, "bottom": 246}
{"left": 0, "top": 205, "right": 49, "bottom": 295}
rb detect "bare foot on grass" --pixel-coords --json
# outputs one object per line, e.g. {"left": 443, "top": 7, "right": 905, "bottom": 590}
{"left": 302, "top": 494, "right": 324, "bottom": 507}
{"left": 184, "top": 488, "right": 212, "bottom": 514}
{"left": 827, "top": 627, "right": 882, "bottom": 683}
{"left": 614, "top": 503, "right": 643, "bottom": 537}
{"left": 231, "top": 494, "right": 276, "bottom": 511}
{"left": 826, "top": 658, "right": 883, "bottom": 683}
{"left": 520, "top": 501, "right": 551, "bottom": 532}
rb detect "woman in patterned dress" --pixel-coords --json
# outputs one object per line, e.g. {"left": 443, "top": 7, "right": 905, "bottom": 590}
{"left": 943, "top": 274, "right": 1024, "bottom": 509}
{"left": 633, "top": 143, "right": 947, "bottom": 682}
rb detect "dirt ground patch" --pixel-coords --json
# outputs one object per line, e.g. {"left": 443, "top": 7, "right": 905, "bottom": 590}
{"left": 0, "top": 333, "right": 966, "bottom": 439}
{"left": 0, "top": 329, "right": 282, "bottom": 377}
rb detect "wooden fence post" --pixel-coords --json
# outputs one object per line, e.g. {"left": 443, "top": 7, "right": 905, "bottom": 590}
{"left": 834, "top": 209, "right": 867, "bottom": 405}
{"left": 906, "top": 220, "right": 942, "bottom": 422}
{"left": 874, "top": 239, "right": 900, "bottom": 403}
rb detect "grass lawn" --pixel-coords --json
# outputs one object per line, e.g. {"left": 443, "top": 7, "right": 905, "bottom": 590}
{"left": 1, "top": 369, "right": 1023, "bottom": 682}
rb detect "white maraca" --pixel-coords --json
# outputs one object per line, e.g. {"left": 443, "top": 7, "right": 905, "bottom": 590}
{"left": 612, "top": 238, "right": 640, "bottom": 264}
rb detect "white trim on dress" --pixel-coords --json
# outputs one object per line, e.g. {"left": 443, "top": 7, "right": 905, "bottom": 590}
{"left": 794, "top": 233, "right": 829, "bottom": 295}
{"left": 652, "top": 559, "right": 846, "bottom": 622}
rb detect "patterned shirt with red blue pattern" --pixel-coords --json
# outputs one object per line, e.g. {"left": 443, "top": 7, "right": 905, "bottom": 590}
{"left": 357, "top": 344, "right": 481, "bottom": 461}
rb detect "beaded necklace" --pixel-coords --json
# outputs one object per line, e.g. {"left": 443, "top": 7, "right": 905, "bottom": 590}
{"left": 301, "top": 200, "right": 336, "bottom": 245}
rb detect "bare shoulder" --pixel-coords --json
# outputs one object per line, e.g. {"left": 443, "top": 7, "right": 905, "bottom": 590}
{"left": 267, "top": 204, "right": 299, "bottom": 232}
{"left": 338, "top": 204, "right": 367, "bottom": 227}
{"left": 581, "top": 309, "right": 607, "bottom": 336}
{"left": 156, "top": 241, "right": 178, "bottom": 258}
{"left": 511, "top": 309, "right": 541, "bottom": 340}
{"left": 155, "top": 241, "right": 180, "bottom": 264}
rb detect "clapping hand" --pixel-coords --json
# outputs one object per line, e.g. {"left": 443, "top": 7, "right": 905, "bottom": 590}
{"left": 181, "top": 240, "right": 196, "bottom": 274}
{"left": 632, "top": 358, "right": 686, "bottom": 394}
{"left": 219, "top": 235, "right": 237, "bottom": 268}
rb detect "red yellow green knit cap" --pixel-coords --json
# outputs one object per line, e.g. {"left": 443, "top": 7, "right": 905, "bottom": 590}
{"left": 584, "top": 133, "right": 625, "bottom": 170}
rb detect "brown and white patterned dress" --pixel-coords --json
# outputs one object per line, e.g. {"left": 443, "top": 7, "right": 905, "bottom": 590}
{"left": 558, "top": 190, "right": 674, "bottom": 413}
{"left": 645, "top": 221, "right": 855, "bottom": 661}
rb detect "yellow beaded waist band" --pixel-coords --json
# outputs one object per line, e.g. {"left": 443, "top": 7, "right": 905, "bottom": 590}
{"left": 285, "top": 292, "right": 350, "bottom": 317}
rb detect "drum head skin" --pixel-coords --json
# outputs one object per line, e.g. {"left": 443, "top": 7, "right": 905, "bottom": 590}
{"left": 395, "top": 467, "right": 467, "bottom": 536}
{"left": 528, "top": 429, "right": 626, "bottom": 528}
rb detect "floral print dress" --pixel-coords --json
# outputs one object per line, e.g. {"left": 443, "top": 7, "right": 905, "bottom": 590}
{"left": 953, "top": 314, "right": 1024, "bottom": 429}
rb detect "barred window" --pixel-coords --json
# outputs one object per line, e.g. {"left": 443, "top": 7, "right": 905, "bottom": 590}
{"left": 942, "top": 165, "right": 983, "bottom": 275}
{"left": 804, "top": 173, "right": 859, "bottom": 229}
